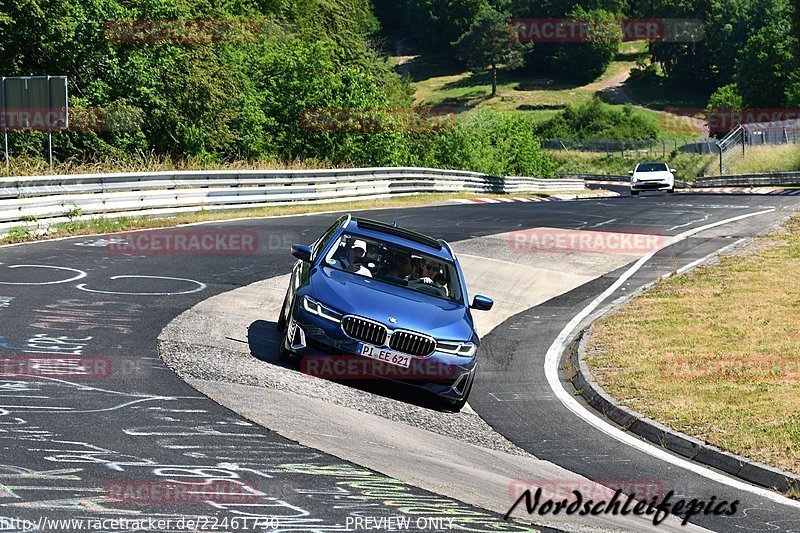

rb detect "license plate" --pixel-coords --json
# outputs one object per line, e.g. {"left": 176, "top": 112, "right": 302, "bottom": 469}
{"left": 358, "top": 343, "right": 412, "bottom": 368}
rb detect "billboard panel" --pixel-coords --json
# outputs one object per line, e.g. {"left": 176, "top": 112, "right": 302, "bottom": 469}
{"left": 1, "top": 76, "right": 68, "bottom": 130}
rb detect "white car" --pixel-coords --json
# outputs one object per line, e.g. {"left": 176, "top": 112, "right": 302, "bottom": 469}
{"left": 629, "top": 162, "right": 676, "bottom": 195}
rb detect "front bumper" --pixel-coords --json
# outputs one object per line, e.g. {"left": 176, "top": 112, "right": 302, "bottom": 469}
{"left": 286, "top": 307, "right": 476, "bottom": 401}
{"left": 631, "top": 180, "right": 673, "bottom": 191}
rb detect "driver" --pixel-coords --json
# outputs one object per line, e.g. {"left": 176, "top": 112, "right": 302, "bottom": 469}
{"left": 410, "top": 260, "right": 449, "bottom": 297}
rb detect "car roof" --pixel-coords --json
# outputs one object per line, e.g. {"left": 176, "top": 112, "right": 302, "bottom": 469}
{"left": 344, "top": 217, "right": 454, "bottom": 261}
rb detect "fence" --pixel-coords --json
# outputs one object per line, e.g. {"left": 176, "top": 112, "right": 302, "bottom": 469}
{"left": 717, "top": 121, "right": 800, "bottom": 174}
{"left": 0, "top": 167, "right": 583, "bottom": 235}
{"left": 542, "top": 138, "right": 713, "bottom": 157}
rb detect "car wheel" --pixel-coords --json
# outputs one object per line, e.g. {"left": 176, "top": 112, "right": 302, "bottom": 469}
{"left": 276, "top": 290, "right": 290, "bottom": 333}
{"left": 631, "top": 190, "right": 639, "bottom": 196}
{"left": 442, "top": 374, "right": 474, "bottom": 412}
{"left": 278, "top": 330, "right": 296, "bottom": 364}
{"left": 667, "top": 187, "right": 675, "bottom": 193}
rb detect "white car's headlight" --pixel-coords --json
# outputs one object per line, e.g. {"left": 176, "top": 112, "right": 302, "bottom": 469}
{"left": 303, "top": 295, "right": 343, "bottom": 323}
{"left": 437, "top": 340, "right": 477, "bottom": 357}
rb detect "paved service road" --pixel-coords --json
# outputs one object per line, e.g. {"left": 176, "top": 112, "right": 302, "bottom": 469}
{"left": 0, "top": 190, "right": 797, "bottom": 532}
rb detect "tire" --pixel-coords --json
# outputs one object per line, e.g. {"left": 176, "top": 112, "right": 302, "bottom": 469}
{"left": 276, "top": 289, "right": 290, "bottom": 333}
{"left": 631, "top": 190, "right": 639, "bottom": 196}
{"left": 442, "top": 374, "right": 474, "bottom": 412}
{"left": 667, "top": 187, "right": 675, "bottom": 194}
{"left": 278, "top": 331, "right": 295, "bottom": 364}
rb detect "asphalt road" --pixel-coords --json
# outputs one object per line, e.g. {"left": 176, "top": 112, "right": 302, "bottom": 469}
{"left": 0, "top": 190, "right": 798, "bottom": 532}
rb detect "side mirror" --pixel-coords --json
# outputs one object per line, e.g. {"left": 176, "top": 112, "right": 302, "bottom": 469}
{"left": 628, "top": 170, "right": 634, "bottom": 175}
{"left": 471, "top": 295, "right": 493, "bottom": 311}
{"left": 291, "top": 244, "right": 312, "bottom": 262}
{"left": 670, "top": 168, "right": 677, "bottom": 173}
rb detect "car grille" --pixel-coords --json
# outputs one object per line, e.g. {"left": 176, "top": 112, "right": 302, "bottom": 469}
{"left": 342, "top": 316, "right": 387, "bottom": 346}
{"left": 389, "top": 330, "right": 436, "bottom": 357}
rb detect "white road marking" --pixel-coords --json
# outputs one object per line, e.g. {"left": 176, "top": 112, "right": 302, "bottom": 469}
{"left": 75, "top": 275, "right": 207, "bottom": 296}
{"left": 544, "top": 207, "right": 800, "bottom": 509}
{"left": 589, "top": 218, "right": 617, "bottom": 228}
{"left": 0, "top": 264, "right": 87, "bottom": 285}
{"left": 668, "top": 214, "right": 710, "bottom": 231}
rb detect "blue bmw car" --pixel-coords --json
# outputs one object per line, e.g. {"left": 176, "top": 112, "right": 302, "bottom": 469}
{"left": 277, "top": 214, "right": 493, "bottom": 411}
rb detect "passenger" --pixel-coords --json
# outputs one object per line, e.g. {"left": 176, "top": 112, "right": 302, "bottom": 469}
{"left": 383, "top": 253, "right": 414, "bottom": 282}
{"left": 342, "top": 239, "right": 372, "bottom": 277}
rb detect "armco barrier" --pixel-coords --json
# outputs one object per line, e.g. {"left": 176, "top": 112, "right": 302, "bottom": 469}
{"left": 0, "top": 168, "right": 583, "bottom": 234}
{"left": 696, "top": 171, "right": 800, "bottom": 187}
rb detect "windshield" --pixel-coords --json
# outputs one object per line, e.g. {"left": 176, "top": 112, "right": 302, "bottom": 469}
{"left": 636, "top": 163, "right": 668, "bottom": 172}
{"left": 323, "top": 233, "right": 463, "bottom": 303}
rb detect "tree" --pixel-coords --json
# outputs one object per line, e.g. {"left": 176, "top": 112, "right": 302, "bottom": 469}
{"left": 735, "top": 21, "right": 797, "bottom": 107}
{"left": 548, "top": 6, "right": 621, "bottom": 84}
{"left": 706, "top": 83, "right": 743, "bottom": 110}
{"left": 452, "top": 6, "right": 525, "bottom": 97}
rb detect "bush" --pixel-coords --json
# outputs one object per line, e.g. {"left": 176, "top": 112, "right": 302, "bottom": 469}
{"left": 430, "top": 110, "right": 555, "bottom": 177}
{"left": 706, "top": 83, "right": 743, "bottom": 111}
{"left": 537, "top": 98, "right": 660, "bottom": 141}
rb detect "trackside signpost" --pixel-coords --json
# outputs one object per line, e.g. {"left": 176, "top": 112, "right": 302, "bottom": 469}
{"left": 1, "top": 75, "right": 68, "bottom": 168}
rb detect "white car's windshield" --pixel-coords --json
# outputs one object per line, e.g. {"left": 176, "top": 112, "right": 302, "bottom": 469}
{"left": 637, "top": 163, "right": 669, "bottom": 172}
{"left": 324, "top": 233, "right": 463, "bottom": 303}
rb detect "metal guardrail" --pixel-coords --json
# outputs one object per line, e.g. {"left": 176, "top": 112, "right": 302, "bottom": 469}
{"left": 695, "top": 171, "right": 800, "bottom": 188}
{"left": 0, "top": 167, "right": 584, "bottom": 233}
{"left": 559, "top": 173, "right": 630, "bottom": 182}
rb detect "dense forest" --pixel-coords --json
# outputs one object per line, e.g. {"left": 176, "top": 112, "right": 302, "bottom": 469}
{"left": 379, "top": 0, "right": 799, "bottom": 104}
{"left": 0, "top": 0, "right": 798, "bottom": 175}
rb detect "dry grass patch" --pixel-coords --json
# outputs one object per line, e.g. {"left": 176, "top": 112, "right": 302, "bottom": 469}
{"left": 587, "top": 214, "right": 800, "bottom": 475}
{"left": 727, "top": 145, "right": 800, "bottom": 175}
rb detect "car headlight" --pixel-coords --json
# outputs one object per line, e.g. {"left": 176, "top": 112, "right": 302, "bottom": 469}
{"left": 437, "top": 340, "right": 477, "bottom": 357}
{"left": 302, "top": 295, "right": 343, "bottom": 323}
{"left": 631, "top": 177, "right": 639, "bottom": 183}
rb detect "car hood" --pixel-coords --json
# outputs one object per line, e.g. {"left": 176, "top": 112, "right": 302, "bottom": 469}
{"left": 633, "top": 171, "right": 672, "bottom": 181}
{"left": 310, "top": 266, "right": 475, "bottom": 341}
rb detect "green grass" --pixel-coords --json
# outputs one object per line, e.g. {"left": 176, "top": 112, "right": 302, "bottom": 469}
{"left": 406, "top": 43, "right": 704, "bottom": 143}
{"left": 0, "top": 154, "right": 337, "bottom": 178}
{"left": 549, "top": 150, "right": 717, "bottom": 181}
{"left": 586, "top": 214, "right": 800, "bottom": 477}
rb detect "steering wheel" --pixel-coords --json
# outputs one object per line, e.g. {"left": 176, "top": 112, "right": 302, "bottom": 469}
{"left": 410, "top": 283, "right": 445, "bottom": 297}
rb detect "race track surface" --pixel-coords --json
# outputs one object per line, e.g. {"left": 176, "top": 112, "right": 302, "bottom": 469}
{"left": 1, "top": 190, "right": 798, "bottom": 532}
